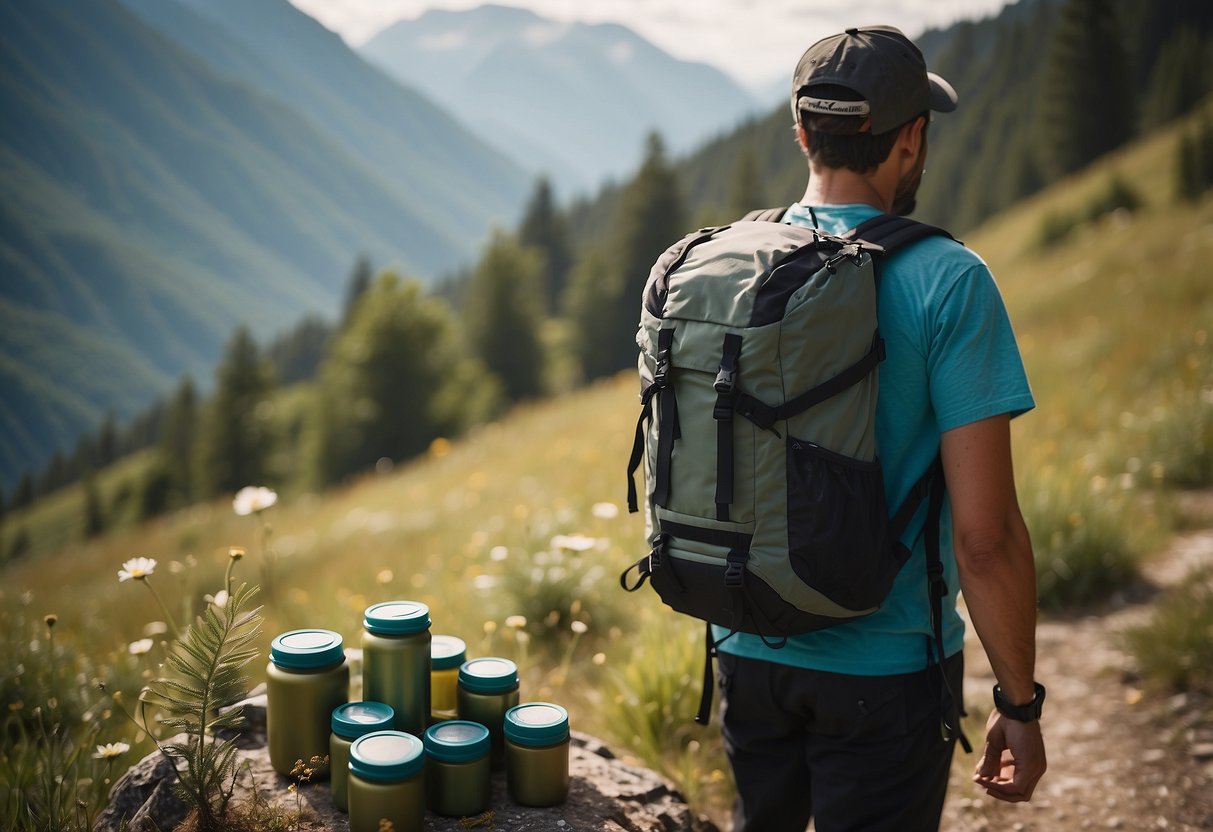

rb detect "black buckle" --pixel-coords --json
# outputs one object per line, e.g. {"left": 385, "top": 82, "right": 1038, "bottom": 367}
{"left": 723, "top": 550, "right": 746, "bottom": 588}
{"left": 654, "top": 350, "right": 670, "bottom": 387}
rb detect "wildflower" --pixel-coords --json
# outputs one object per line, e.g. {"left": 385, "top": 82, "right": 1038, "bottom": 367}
{"left": 551, "top": 534, "right": 596, "bottom": 553}
{"left": 232, "top": 486, "right": 278, "bottom": 516}
{"left": 228, "top": 546, "right": 246, "bottom": 561}
{"left": 570, "top": 620, "right": 588, "bottom": 635}
{"left": 489, "top": 546, "right": 509, "bottom": 562}
{"left": 93, "top": 742, "right": 131, "bottom": 760}
{"left": 591, "top": 502, "right": 620, "bottom": 520}
{"left": 118, "top": 557, "right": 157, "bottom": 582}
{"left": 128, "top": 638, "right": 154, "bottom": 656}
{"left": 483, "top": 620, "right": 497, "bottom": 635}
{"left": 143, "top": 621, "right": 169, "bottom": 636}
{"left": 44, "top": 614, "right": 58, "bottom": 629}
{"left": 505, "top": 615, "right": 527, "bottom": 629}
{"left": 376, "top": 569, "right": 394, "bottom": 585}
{"left": 592, "top": 652, "right": 606, "bottom": 666}
{"left": 204, "top": 589, "right": 229, "bottom": 609}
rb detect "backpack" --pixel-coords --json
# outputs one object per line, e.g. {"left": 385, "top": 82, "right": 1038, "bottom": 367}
{"left": 622, "top": 210, "right": 970, "bottom": 741}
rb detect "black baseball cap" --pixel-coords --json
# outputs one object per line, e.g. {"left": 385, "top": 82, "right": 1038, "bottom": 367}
{"left": 791, "top": 25, "right": 957, "bottom": 135}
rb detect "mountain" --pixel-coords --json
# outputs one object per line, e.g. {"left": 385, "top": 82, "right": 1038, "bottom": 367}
{"left": 0, "top": 0, "right": 530, "bottom": 489}
{"left": 361, "top": 4, "right": 763, "bottom": 194}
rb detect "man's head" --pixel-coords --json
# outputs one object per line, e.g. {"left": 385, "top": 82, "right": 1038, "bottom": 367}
{"left": 791, "top": 26, "right": 956, "bottom": 177}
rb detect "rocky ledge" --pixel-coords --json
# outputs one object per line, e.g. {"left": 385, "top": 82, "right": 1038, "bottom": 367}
{"left": 93, "top": 693, "right": 721, "bottom": 832}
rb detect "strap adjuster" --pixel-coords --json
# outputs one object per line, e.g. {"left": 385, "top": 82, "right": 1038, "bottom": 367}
{"left": 723, "top": 550, "right": 747, "bottom": 588}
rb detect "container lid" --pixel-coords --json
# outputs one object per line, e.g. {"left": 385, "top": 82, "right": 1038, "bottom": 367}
{"left": 363, "top": 601, "right": 431, "bottom": 636}
{"left": 349, "top": 730, "right": 424, "bottom": 782}
{"left": 423, "top": 720, "right": 490, "bottom": 763}
{"left": 270, "top": 629, "right": 344, "bottom": 670}
{"left": 504, "top": 703, "right": 570, "bottom": 747}
{"left": 458, "top": 657, "right": 519, "bottom": 694}
{"left": 331, "top": 701, "right": 396, "bottom": 739}
{"left": 430, "top": 635, "right": 467, "bottom": 670}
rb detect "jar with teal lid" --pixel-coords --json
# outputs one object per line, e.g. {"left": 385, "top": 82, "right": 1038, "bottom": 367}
{"left": 423, "top": 720, "right": 491, "bottom": 817}
{"left": 329, "top": 701, "right": 395, "bottom": 812}
{"left": 361, "top": 601, "right": 431, "bottom": 736}
{"left": 457, "top": 657, "right": 520, "bottom": 770}
{"left": 266, "top": 629, "right": 348, "bottom": 779}
{"left": 347, "top": 730, "right": 425, "bottom": 832}
{"left": 429, "top": 635, "right": 466, "bottom": 721}
{"left": 504, "top": 702, "right": 570, "bottom": 807}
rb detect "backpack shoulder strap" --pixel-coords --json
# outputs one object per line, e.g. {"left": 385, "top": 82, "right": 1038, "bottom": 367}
{"left": 740, "top": 206, "right": 788, "bottom": 223}
{"left": 844, "top": 214, "right": 957, "bottom": 254}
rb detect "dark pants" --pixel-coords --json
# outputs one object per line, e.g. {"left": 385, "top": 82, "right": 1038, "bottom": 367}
{"left": 716, "top": 650, "right": 963, "bottom": 832}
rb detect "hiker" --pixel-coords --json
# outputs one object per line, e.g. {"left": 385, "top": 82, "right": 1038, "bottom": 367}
{"left": 709, "top": 26, "right": 1047, "bottom": 830}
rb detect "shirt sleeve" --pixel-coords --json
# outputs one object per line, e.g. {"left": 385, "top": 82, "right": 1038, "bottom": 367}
{"left": 926, "top": 263, "right": 1035, "bottom": 432}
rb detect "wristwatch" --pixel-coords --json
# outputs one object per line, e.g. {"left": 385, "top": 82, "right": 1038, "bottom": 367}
{"left": 992, "top": 682, "right": 1046, "bottom": 721}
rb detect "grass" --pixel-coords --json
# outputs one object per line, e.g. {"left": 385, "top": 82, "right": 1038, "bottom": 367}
{"left": 3, "top": 105, "right": 1213, "bottom": 828}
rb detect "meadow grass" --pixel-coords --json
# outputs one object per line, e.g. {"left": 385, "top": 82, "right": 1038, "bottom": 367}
{"left": 3, "top": 108, "right": 1212, "bottom": 827}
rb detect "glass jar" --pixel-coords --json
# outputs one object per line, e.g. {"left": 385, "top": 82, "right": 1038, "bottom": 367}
{"left": 266, "top": 629, "right": 348, "bottom": 779}
{"left": 457, "top": 657, "right": 520, "bottom": 770}
{"left": 347, "top": 730, "right": 425, "bottom": 832}
{"left": 330, "top": 701, "right": 396, "bottom": 813}
{"left": 504, "top": 702, "right": 571, "bottom": 807}
{"left": 361, "top": 601, "right": 431, "bottom": 736}
{"left": 429, "top": 634, "right": 467, "bottom": 722}
{"left": 423, "top": 719, "right": 491, "bottom": 817}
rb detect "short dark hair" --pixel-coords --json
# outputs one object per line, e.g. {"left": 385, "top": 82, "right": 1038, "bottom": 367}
{"left": 796, "top": 85, "right": 926, "bottom": 174}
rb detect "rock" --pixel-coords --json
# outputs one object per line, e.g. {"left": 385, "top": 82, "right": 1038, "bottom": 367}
{"left": 95, "top": 694, "right": 720, "bottom": 832}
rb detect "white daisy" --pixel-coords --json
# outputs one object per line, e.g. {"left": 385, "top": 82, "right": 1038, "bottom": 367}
{"left": 232, "top": 486, "right": 278, "bottom": 516}
{"left": 117, "top": 557, "right": 157, "bottom": 582}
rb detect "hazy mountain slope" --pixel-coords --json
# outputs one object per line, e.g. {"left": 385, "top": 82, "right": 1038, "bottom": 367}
{"left": 0, "top": 0, "right": 529, "bottom": 488}
{"left": 135, "top": 0, "right": 528, "bottom": 235}
{"left": 361, "top": 4, "right": 762, "bottom": 193}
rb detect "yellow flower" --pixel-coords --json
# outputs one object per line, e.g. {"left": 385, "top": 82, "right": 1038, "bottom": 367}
{"left": 376, "top": 569, "right": 394, "bottom": 585}
{"left": 505, "top": 615, "right": 527, "bottom": 629}
{"left": 118, "top": 557, "right": 157, "bottom": 582}
{"left": 228, "top": 546, "right": 246, "bottom": 561}
{"left": 93, "top": 742, "right": 130, "bottom": 760}
{"left": 232, "top": 486, "right": 278, "bottom": 516}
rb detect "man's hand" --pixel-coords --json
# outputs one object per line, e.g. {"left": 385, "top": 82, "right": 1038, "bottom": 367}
{"left": 973, "top": 709, "right": 1047, "bottom": 802}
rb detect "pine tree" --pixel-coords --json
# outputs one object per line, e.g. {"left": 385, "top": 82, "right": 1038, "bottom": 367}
{"left": 728, "top": 146, "right": 766, "bottom": 218}
{"left": 160, "top": 376, "right": 199, "bottom": 504}
{"left": 568, "top": 132, "right": 686, "bottom": 380}
{"left": 342, "top": 255, "right": 375, "bottom": 328}
{"left": 308, "top": 274, "right": 501, "bottom": 486}
{"left": 195, "top": 327, "right": 277, "bottom": 497}
{"left": 1038, "top": 0, "right": 1135, "bottom": 179}
{"left": 464, "top": 231, "right": 546, "bottom": 401}
{"left": 518, "top": 177, "right": 573, "bottom": 314}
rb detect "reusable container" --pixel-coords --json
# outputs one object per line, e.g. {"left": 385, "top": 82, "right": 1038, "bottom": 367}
{"left": 347, "top": 730, "right": 425, "bottom": 832}
{"left": 361, "top": 601, "right": 431, "bottom": 736}
{"left": 266, "top": 629, "right": 348, "bottom": 779}
{"left": 429, "top": 634, "right": 467, "bottom": 721}
{"left": 329, "top": 701, "right": 396, "bottom": 812}
{"left": 504, "top": 702, "right": 571, "bottom": 807}
{"left": 457, "top": 657, "right": 520, "bottom": 770}
{"left": 423, "top": 720, "right": 492, "bottom": 817}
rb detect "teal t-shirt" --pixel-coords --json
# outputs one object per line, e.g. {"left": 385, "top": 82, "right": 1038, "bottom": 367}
{"left": 714, "top": 202, "right": 1035, "bottom": 675}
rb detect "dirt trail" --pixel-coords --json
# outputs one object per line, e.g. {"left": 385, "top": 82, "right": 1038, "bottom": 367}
{"left": 942, "top": 514, "right": 1213, "bottom": 831}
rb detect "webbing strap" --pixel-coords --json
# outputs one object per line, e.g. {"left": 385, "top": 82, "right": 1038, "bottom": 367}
{"left": 713, "top": 334, "right": 742, "bottom": 521}
{"left": 733, "top": 334, "right": 885, "bottom": 431}
{"left": 921, "top": 460, "right": 973, "bottom": 753}
{"left": 653, "top": 328, "right": 678, "bottom": 508}
{"left": 626, "top": 383, "right": 657, "bottom": 513}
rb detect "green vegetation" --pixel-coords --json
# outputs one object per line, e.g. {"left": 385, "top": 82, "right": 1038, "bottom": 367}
{"left": 4, "top": 96, "right": 1211, "bottom": 822}
{"left": 1124, "top": 570, "right": 1213, "bottom": 697}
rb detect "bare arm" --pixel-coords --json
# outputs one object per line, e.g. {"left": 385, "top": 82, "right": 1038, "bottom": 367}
{"left": 940, "top": 414, "right": 1046, "bottom": 802}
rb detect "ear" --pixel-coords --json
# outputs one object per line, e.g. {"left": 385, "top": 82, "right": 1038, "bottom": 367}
{"left": 794, "top": 121, "right": 809, "bottom": 153}
{"left": 896, "top": 116, "right": 926, "bottom": 168}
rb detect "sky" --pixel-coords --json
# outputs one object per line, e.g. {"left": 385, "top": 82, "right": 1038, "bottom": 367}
{"left": 288, "top": 0, "right": 1014, "bottom": 92}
